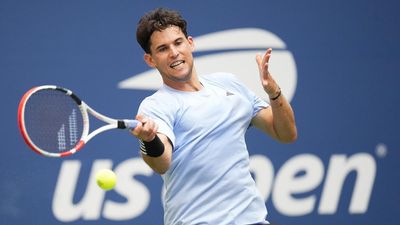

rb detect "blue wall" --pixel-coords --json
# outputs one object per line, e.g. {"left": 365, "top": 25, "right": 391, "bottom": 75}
{"left": 1, "top": 0, "right": 399, "bottom": 224}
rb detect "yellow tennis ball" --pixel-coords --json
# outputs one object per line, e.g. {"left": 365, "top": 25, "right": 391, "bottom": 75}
{"left": 95, "top": 169, "right": 117, "bottom": 191}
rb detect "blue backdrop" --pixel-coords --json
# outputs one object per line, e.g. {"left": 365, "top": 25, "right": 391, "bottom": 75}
{"left": 1, "top": 0, "right": 399, "bottom": 225}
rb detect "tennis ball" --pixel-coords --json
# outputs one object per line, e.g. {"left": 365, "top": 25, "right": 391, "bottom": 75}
{"left": 95, "top": 169, "right": 117, "bottom": 191}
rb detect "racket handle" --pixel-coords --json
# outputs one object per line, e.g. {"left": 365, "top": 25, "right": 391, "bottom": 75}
{"left": 120, "top": 119, "right": 140, "bottom": 129}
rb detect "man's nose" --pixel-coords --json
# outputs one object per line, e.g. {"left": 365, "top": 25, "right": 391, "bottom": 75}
{"left": 169, "top": 46, "right": 179, "bottom": 58}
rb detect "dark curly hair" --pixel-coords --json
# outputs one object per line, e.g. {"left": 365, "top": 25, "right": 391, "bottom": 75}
{"left": 136, "top": 8, "right": 188, "bottom": 54}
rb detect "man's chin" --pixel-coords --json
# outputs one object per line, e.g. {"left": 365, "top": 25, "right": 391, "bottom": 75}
{"left": 173, "top": 73, "right": 192, "bottom": 82}
{"left": 169, "top": 69, "right": 192, "bottom": 81}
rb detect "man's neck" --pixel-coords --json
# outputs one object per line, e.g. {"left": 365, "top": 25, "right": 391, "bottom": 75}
{"left": 163, "top": 69, "right": 203, "bottom": 92}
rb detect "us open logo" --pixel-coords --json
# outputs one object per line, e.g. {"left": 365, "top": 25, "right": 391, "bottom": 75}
{"left": 118, "top": 28, "right": 297, "bottom": 102}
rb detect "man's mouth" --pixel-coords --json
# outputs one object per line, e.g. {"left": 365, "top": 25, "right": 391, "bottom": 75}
{"left": 170, "top": 60, "right": 185, "bottom": 69}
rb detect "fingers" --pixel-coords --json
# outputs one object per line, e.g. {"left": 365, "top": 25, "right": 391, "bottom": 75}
{"left": 264, "top": 48, "right": 272, "bottom": 62}
{"left": 131, "top": 114, "right": 158, "bottom": 141}
{"left": 135, "top": 114, "right": 144, "bottom": 121}
{"left": 262, "top": 48, "right": 272, "bottom": 70}
{"left": 256, "top": 48, "right": 272, "bottom": 72}
{"left": 256, "top": 54, "right": 263, "bottom": 72}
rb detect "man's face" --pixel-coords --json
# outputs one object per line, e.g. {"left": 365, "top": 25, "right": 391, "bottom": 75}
{"left": 144, "top": 26, "right": 195, "bottom": 84}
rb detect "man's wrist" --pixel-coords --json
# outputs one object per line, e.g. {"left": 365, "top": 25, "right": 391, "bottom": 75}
{"left": 139, "top": 135, "right": 165, "bottom": 157}
{"left": 269, "top": 87, "right": 282, "bottom": 101}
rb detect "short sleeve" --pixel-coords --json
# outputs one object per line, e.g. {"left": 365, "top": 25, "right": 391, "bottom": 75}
{"left": 138, "top": 95, "right": 176, "bottom": 147}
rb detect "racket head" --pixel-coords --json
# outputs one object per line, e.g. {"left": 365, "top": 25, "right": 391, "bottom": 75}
{"left": 17, "top": 85, "right": 89, "bottom": 157}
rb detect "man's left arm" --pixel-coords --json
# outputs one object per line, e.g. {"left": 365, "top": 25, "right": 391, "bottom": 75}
{"left": 251, "top": 48, "right": 297, "bottom": 143}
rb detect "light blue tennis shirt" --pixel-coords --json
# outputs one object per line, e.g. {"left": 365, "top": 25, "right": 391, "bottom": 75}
{"left": 138, "top": 72, "right": 270, "bottom": 225}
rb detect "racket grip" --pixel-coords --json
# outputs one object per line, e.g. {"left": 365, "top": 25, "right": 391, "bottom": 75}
{"left": 121, "top": 119, "right": 140, "bottom": 129}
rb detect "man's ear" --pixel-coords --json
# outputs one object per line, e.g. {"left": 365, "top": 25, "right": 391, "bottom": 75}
{"left": 144, "top": 53, "right": 156, "bottom": 68}
{"left": 188, "top": 36, "right": 195, "bottom": 51}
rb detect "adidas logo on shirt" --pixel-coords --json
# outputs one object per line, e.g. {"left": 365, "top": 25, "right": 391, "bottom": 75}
{"left": 226, "top": 91, "right": 234, "bottom": 96}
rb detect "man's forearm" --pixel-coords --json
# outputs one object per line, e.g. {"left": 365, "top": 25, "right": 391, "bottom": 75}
{"left": 269, "top": 93, "right": 297, "bottom": 143}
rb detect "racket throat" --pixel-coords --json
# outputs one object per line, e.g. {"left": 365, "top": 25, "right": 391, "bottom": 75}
{"left": 117, "top": 120, "right": 128, "bottom": 129}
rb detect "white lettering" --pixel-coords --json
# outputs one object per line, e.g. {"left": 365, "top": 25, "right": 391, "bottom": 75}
{"left": 272, "top": 154, "right": 324, "bottom": 216}
{"left": 52, "top": 160, "right": 112, "bottom": 221}
{"left": 52, "top": 158, "right": 153, "bottom": 222}
{"left": 103, "top": 158, "right": 153, "bottom": 220}
{"left": 52, "top": 153, "right": 378, "bottom": 222}
{"left": 318, "top": 153, "right": 376, "bottom": 214}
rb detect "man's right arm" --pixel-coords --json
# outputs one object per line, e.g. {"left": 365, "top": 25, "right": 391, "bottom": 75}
{"left": 131, "top": 115, "right": 173, "bottom": 174}
{"left": 141, "top": 133, "right": 172, "bottom": 174}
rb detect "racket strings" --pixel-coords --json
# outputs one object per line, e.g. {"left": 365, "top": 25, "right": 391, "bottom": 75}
{"left": 24, "top": 90, "right": 84, "bottom": 153}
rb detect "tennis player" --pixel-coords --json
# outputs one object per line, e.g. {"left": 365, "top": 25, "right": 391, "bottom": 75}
{"left": 131, "top": 8, "right": 297, "bottom": 225}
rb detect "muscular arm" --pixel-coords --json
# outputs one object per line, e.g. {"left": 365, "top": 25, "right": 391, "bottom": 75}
{"left": 131, "top": 115, "right": 173, "bottom": 174}
{"left": 252, "top": 94, "right": 297, "bottom": 143}
{"left": 141, "top": 133, "right": 172, "bottom": 174}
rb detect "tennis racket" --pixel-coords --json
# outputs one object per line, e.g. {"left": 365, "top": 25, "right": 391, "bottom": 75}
{"left": 17, "top": 85, "right": 139, "bottom": 157}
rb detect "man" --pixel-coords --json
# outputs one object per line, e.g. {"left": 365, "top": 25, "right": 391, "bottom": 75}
{"left": 131, "top": 8, "right": 297, "bottom": 225}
